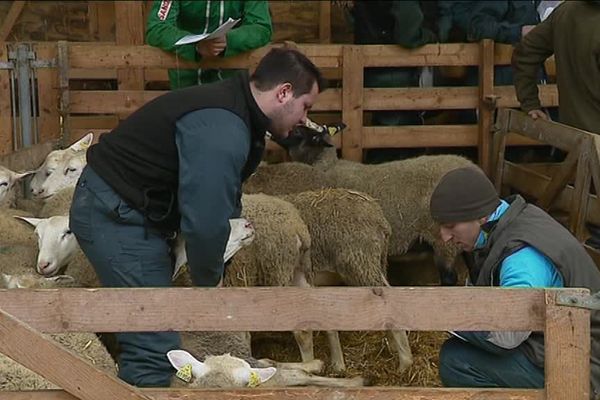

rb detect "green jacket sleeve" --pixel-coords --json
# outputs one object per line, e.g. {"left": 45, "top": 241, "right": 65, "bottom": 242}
{"left": 512, "top": 17, "right": 555, "bottom": 112}
{"left": 224, "top": 1, "right": 273, "bottom": 57}
{"left": 390, "top": 1, "right": 437, "bottom": 48}
{"left": 146, "top": 1, "right": 199, "bottom": 62}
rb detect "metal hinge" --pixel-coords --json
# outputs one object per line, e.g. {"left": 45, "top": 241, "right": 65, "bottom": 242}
{"left": 0, "top": 61, "right": 14, "bottom": 70}
{"left": 557, "top": 291, "right": 600, "bottom": 311}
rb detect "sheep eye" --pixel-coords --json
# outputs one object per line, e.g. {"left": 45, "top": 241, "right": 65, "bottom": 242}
{"left": 0, "top": 182, "right": 7, "bottom": 187}
{"left": 62, "top": 230, "right": 72, "bottom": 239}
{"left": 64, "top": 167, "right": 77, "bottom": 175}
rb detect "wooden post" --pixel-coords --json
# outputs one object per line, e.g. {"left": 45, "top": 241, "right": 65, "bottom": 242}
{"left": 57, "top": 41, "right": 71, "bottom": 148}
{"left": 35, "top": 43, "right": 60, "bottom": 144}
{"left": 492, "top": 108, "right": 510, "bottom": 192}
{"left": 478, "top": 39, "right": 495, "bottom": 175}
{"left": 341, "top": 45, "right": 364, "bottom": 162}
{"left": 570, "top": 136, "right": 592, "bottom": 240}
{"left": 544, "top": 290, "right": 590, "bottom": 400}
{"left": 538, "top": 141, "right": 580, "bottom": 210}
{"left": 115, "top": 1, "right": 145, "bottom": 118}
{"left": 88, "top": 1, "right": 116, "bottom": 41}
{"left": 0, "top": 1, "right": 26, "bottom": 42}
{"left": 0, "top": 307, "right": 153, "bottom": 400}
{"left": 318, "top": 1, "right": 332, "bottom": 43}
{"left": 0, "top": 42, "right": 12, "bottom": 155}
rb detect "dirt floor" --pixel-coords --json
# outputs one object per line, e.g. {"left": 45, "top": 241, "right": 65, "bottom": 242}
{"left": 252, "top": 248, "right": 468, "bottom": 387}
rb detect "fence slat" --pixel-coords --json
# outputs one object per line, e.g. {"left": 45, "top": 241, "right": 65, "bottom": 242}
{"left": 478, "top": 39, "right": 495, "bottom": 174}
{"left": 0, "top": 287, "right": 548, "bottom": 333}
{"left": 363, "top": 125, "right": 478, "bottom": 148}
{"left": 69, "top": 89, "right": 341, "bottom": 115}
{"left": 0, "top": 308, "right": 151, "bottom": 400}
{"left": 341, "top": 45, "right": 364, "bottom": 161}
{"left": 544, "top": 290, "right": 591, "bottom": 400}
{"left": 363, "top": 87, "right": 478, "bottom": 110}
{"left": 3, "top": 387, "right": 545, "bottom": 400}
{"left": 34, "top": 44, "right": 60, "bottom": 144}
{"left": 0, "top": 42, "right": 13, "bottom": 155}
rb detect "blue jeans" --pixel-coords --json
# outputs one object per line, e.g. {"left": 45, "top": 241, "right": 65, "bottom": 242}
{"left": 69, "top": 165, "right": 180, "bottom": 387}
{"left": 439, "top": 337, "right": 544, "bottom": 388}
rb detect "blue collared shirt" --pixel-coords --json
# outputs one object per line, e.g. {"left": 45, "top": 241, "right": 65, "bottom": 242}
{"left": 475, "top": 200, "right": 564, "bottom": 288}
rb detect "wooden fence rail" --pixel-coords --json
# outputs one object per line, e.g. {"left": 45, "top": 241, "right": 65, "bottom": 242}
{"left": 0, "top": 286, "right": 591, "bottom": 399}
{"left": 0, "top": 40, "right": 558, "bottom": 174}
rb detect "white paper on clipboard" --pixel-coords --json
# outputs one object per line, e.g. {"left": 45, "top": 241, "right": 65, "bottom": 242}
{"left": 175, "top": 18, "right": 240, "bottom": 46}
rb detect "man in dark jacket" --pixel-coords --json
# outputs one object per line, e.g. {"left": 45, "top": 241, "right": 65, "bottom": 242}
{"left": 512, "top": 0, "right": 600, "bottom": 247}
{"left": 353, "top": 0, "right": 437, "bottom": 127}
{"left": 429, "top": 166, "right": 600, "bottom": 398}
{"left": 69, "top": 47, "right": 323, "bottom": 387}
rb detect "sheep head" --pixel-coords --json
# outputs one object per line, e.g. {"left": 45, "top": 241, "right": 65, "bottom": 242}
{"left": 31, "top": 133, "right": 93, "bottom": 198}
{"left": 16, "top": 216, "right": 78, "bottom": 277}
{"left": 275, "top": 119, "right": 345, "bottom": 165}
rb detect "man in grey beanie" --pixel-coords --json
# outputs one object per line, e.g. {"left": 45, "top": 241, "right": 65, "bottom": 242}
{"left": 430, "top": 166, "right": 600, "bottom": 398}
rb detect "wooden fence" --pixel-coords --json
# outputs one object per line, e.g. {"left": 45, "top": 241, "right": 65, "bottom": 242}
{"left": 0, "top": 40, "right": 558, "bottom": 174}
{"left": 493, "top": 108, "right": 600, "bottom": 265}
{"left": 0, "top": 286, "right": 591, "bottom": 399}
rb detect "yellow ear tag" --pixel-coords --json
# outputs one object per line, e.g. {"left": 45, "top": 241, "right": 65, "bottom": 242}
{"left": 247, "top": 370, "right": 261, "bottom": 388}
{"left": 327, "top": 126, "right": 338, "bottom": 136}
{"left": 176, "top": 364, "right": 193, "bottom": 383}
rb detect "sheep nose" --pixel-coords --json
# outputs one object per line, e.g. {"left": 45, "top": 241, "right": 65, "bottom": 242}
{"left": 37, "top": 261, "right": 51, "bottom": 274}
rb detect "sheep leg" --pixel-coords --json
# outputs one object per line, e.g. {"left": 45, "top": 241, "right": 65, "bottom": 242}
{"left": 325, "top": 330, "right": 346, "bottom": 373}
{"left": 254, "top": 358, "right": 324, "bottom": 374}
{"left": 273, "top": 369, "right": 365, "bottom": 387}
{"left": 386, "top": 330, "right": 413, "bottom": 373}
{"left": 292, "top": 267, "right": 315, "bottom": 362}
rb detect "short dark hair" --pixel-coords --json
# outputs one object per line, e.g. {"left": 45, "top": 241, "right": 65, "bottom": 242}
{"left": 251, "top": 47, "right": 325, "bottom": 96}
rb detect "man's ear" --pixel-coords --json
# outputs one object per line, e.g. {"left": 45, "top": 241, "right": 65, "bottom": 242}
{"left": 276, "top": 82, "right": 293, "bottom": 103}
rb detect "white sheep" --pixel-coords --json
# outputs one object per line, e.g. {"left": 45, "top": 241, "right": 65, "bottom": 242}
{"left": 30, "top": 133, "right": 92, "bottom": 199}
{"left": 174, "top": 194, "right": 321, "bottom": 368}
{"left": 256, "top": 124, "right": 474, "bottom": 286}
{"left": 0, "top": 272, "right": 116, "bottom": 391}
{"left": 168, "top": 349, "right": 364, "bottom": 388}
{"left": 16, "top": 216, "right": 100, "bottom": 287}
{"left": 280, "top": 188, "right": 413, "bottom": 373}
{"left": 36, "top": 152, "right": 86, "bottom": 200}
{"left": 0, "top": 166, "right": 34, "bottom": 209}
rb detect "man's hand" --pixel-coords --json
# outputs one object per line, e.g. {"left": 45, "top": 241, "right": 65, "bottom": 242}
{"left": 528, "top": 109, "right": 549, "bottom": 121}
{"left": 196, "top": 36, "right": 227, "bottom": 58}
{"left": 521, "top": 25, "right": 535, "bottom": 37}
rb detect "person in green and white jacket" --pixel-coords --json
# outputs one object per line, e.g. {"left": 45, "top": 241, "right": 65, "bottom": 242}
{"left": 146, "top": 1, "right": 273, "bottom": 89}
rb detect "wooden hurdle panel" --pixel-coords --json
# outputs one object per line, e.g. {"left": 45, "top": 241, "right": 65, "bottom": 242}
{"left": 0, "top": 286, "right": 591, "bottom": 399}
{"left": 493, "top": 108, "right": 600, "bottom": 265}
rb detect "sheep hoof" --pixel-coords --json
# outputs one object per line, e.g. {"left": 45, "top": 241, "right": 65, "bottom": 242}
{"left": 330, "top": 359, "right": 346, "bottom": 374}
{"left": 397, "top": 356, "right": 413, "bottom": 373}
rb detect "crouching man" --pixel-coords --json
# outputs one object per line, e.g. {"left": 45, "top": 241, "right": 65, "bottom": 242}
{"left": 429, "top": 166, "right": 600, "bottom": 398}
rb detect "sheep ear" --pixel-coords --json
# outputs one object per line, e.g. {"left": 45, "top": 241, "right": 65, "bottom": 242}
{"left": 167, "top": 350, "right": 209, "bottom": 379}
{"left": 249, "top": 367, "right": 277, "bottom": 385}
{"left": 11, "top": 170, "right": 35, "bottom": 182}
{"left": 68, "top": 132, "right": 93, "bottom": 152}
{"left": 14, "top": 216, "right": 43, "bottom": 228}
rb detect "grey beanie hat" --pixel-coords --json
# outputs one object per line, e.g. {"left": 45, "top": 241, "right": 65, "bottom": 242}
{"left": 430, "top": 166, "right": 500, "bottom": 223}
